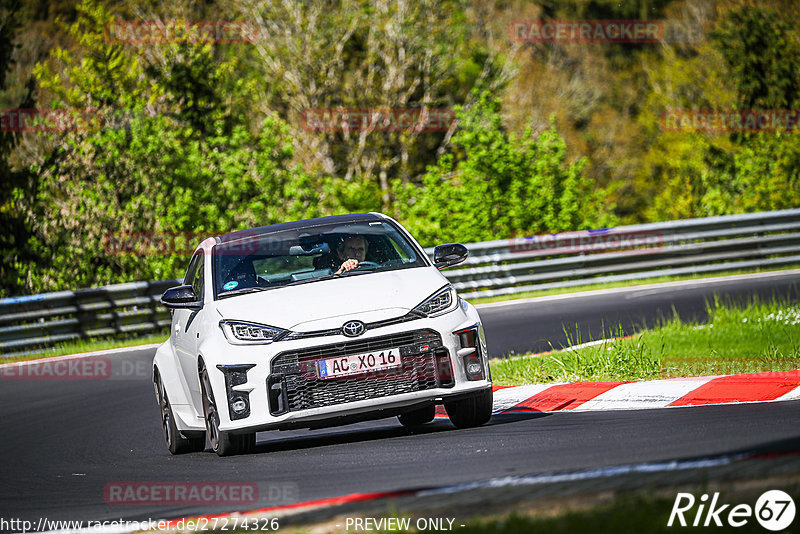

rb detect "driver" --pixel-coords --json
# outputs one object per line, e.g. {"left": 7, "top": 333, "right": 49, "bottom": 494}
{"left": 334, "top": 235, "right": 368, "bottom": 274}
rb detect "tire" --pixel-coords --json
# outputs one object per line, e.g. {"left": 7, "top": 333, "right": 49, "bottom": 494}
{"left": 200, "top": 367, "right": 252, "bottom": 456}
{"left": 444, "top": 388, "right": 493, "bottom": 429}
{"left": 397, "top": 404, "right": 436, "bottom": 428}
{"left": 154, "top": 372, "right": 205, "bottom": 454}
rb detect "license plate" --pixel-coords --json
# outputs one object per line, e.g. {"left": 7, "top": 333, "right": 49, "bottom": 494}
{"left": 317, "top": 348, "right": 401, "bottom": 379}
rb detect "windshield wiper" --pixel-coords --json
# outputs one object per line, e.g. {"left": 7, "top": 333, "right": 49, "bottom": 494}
{"left": 219, "top": 286, "right": 270, "bottom": 297}
{"left": 284, "top": 274, "right": 339, "bottom": 287}
{"left": 337, "top": 266, "right": 381, "bottom": 277}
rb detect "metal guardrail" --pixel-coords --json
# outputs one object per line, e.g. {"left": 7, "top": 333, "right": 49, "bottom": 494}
{"left": 2, "top": 209, "right": 800, "bottom": 356}
{"left": 424, "top": 208, "right": 800, "bottom": 299}
{"left": 0, "top": 280, "right": 180, "bottom": 356}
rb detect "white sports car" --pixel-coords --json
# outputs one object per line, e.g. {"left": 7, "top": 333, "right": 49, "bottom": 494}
{"left": 153, "top": 213, "right": 492, "bottom": 456}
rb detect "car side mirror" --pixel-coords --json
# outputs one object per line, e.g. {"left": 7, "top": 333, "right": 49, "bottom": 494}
{"left": 433, "top": 243, "right": 469, "bottom": 270}
{"left": 160, "top": 285, "right": 202, "bottom": 310}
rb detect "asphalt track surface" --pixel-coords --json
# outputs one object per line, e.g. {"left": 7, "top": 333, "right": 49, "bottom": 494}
{"left": 2, "top": 272, "right": 800, "bottom": 526}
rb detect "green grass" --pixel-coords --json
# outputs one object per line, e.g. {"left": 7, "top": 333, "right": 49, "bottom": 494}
{"left": 490, "top": 296, "right": 800, "bottom": 386}
{"left": 2, "top": 332, "right": 169, "bottom": 363}
{"left": 454, "top": 492, "right": 783, "bottom": 534}
{"left": 239, "top": 500, "right": 679, "bottom": 534}
{"left": 457, "top": 499, "right": 698, "bottom": 534}
{"left": 229, "top": 483, "right": 797, "bottom": 534}
{"left": 466, "top": 265, "right": 800, "bottom": 305}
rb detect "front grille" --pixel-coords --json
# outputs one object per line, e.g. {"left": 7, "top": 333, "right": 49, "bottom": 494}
{"left": 268, "top": 329, "right": 451, "bottom": 414}
{"left": 280, "top": 312, "right": 422, "bottom": 342}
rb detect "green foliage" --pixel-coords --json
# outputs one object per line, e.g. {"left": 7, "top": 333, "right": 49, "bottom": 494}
{"left": 0, "top": 0, "right": 36, "bottom": 296}
{"left": 241, "top": 0, "right": 506, "bottom": 202}
{"left": 2, "top": 0, "right": 799, "bottom": 295}
{"left": 645, "top": 132, "right": 739, "bottom": 220}
{"left": 729, "top": 132, "right": 800, "bottom": 212}
{"left": 639, "top": 1, "right": 800, "bottom": 221}
{"left": 395, "top": 93, "right": 615, "bottom": 245}
{"left": 34, "top": 0, "right": 146, "bottom": 109}
{"left": 21, "top": 0, "right": 321, "bottom": 292}
{"left": 322, "top": 175, "right": 383, "bottom": 215}
{"left": 29, "top": 110, "right": 318, "bottom": 289}
{"left": 712, "top": 3, "right": 800, "bottom": 110}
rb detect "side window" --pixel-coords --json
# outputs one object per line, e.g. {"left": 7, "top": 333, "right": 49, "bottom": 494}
{"left": 193, "top": 257, "right": 205, "bottom": 301}
{"left": 387, "top": 235, "right": 413, "bottom": 262}
{"left": 183, "top": 252, "right": 205, "bottom": 301}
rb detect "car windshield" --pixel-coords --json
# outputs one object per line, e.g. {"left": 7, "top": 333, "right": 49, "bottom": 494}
{"left": 213, "top": 220, "right": 427, "bottom": 298}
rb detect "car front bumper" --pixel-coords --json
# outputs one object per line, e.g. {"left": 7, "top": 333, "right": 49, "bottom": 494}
{"left": 200, "top": 298, "right": 492, "bottom": 433}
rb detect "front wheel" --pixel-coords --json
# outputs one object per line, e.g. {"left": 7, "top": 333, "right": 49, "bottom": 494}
{"left": 154, "top": 372, "right": 205, "bottom": 454}
{"left": 200, "top": 367, "right": 255, "bottom": 456}
{"left": 444, "top": 389, "right": 493, "bottom": 429}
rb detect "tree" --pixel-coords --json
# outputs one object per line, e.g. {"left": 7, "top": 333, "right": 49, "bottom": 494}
{"left": 641, "top": 1, "right": 800, "bottom": 220}
{"left": 23, "top": 0, "right": 319, "bottom": 292}
{"left": 711, "top": 1, "right": 800, "bottom": 111}
{"left": 234, "top": 0, "right": 511, "bottom": 209}
{"left": 395, "top": 92, "right": 615, "bottom": 245}
{"left": 0, "top": 0, "right": 37, "bottom": 296}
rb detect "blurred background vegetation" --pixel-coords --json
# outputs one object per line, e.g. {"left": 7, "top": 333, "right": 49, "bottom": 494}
{"left": 0, "top": 0, "right": 798, "bottom": 296}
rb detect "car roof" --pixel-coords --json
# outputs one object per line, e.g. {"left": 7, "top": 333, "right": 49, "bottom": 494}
{"left": 216, "top": 213, "right": 387, "bottom": 244}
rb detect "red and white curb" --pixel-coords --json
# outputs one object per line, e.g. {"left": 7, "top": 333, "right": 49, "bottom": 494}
{"left": 431, "top": 370, "right": 800, "bottom": 418}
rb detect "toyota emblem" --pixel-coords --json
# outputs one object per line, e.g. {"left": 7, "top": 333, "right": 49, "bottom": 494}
{"left": 342, "top": 320, "right": 366, "bottom": 337}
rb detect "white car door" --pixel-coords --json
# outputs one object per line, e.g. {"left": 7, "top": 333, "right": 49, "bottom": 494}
{"left": 174, "top": 251, "right": 205, "bottom": 409}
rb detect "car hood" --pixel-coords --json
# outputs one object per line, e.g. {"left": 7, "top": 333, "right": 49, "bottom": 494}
{"left": 214, "top": 267, "right": 449, "bottom": 331}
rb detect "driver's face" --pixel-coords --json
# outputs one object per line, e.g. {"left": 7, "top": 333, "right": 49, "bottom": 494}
{"left": 339, "top": 237, "right": 367, "bottom": 261}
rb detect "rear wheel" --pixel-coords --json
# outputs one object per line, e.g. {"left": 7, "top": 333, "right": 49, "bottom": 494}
{"left": 444, "top": 388, "right": 493, "bottom": 429}
{"left": 154, "top": 372, "right": 205, "bottom": 454}
{"left": 397, "top": 404, "right": 436, "bottom": 428}
{"left": 200, "top": 367, "right": 255, "bottom": 456}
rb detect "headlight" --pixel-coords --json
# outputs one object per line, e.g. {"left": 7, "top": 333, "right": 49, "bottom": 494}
{"left": 412, "top": 286, "right": 458, "bottom": 317}
{"left": 219, "top": 320, "right": 287, "bottom": 344}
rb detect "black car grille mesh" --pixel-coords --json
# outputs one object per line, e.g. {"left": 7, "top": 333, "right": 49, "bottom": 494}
{"left": 268, "top": 329, "right": 450, "bottom": 413}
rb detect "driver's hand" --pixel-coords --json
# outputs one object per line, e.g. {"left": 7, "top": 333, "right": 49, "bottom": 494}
{"left": 335, "top": 259, "right": 359, "bottom": 274}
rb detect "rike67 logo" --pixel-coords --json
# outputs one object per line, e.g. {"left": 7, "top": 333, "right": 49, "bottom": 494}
{"left": 668, "top": 490, "right": 796, "bottom": 531}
